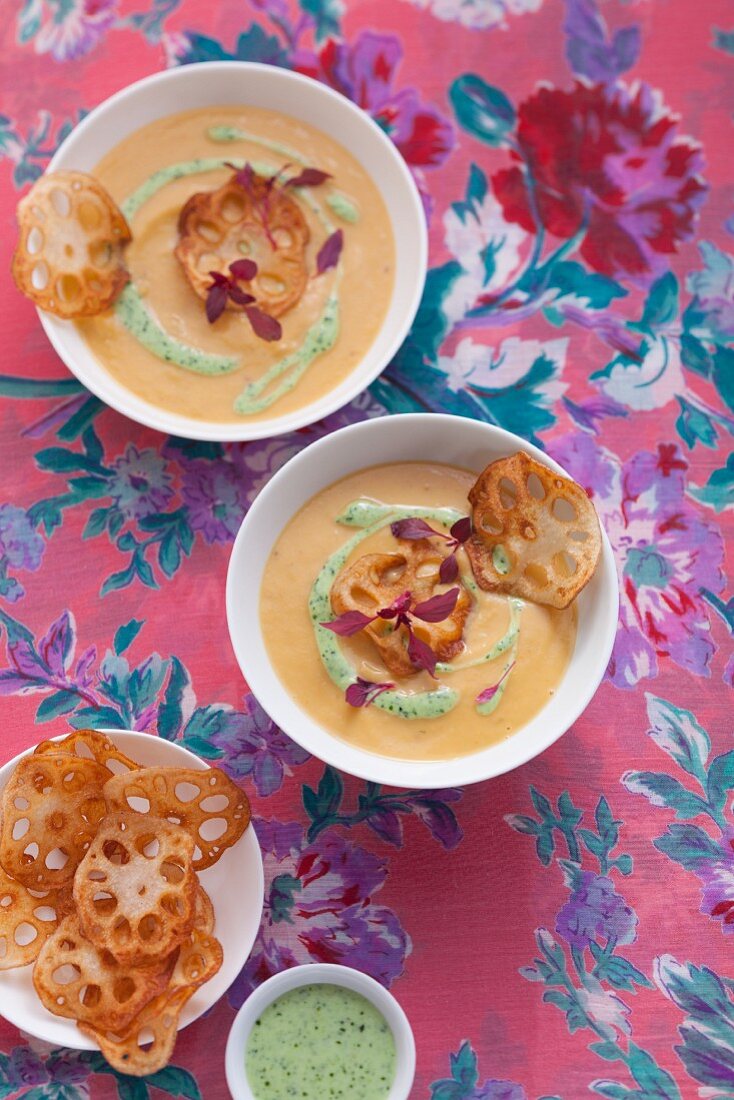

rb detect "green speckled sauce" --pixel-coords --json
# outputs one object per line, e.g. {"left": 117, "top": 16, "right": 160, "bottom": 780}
{"left": 310, "top": 500, "right": 521, "bottom": 719}
{"left": 327, "top": 191, "right": 360, "bottom": 223}
{"left": 245, "top": 983, "right": 396, "bottom": 1100}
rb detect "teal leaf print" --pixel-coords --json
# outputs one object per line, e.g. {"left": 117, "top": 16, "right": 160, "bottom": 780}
{"left": 113, "top": 619, "right": 144, "bottom": 656}
{"left": 712, "top": 346, "right": 734, "bottom": 414}
{"left": 655, "top": 956, "right": 734, "bottom": 1093}
{"left": 635, "top": 272, "right": 680, "bottom": 332}
{"left": 449, "top": 75, "right": 516, "bottom": 147}
{"left": 653, "top": 823, "right": 724, "bottom": 868}
{"left": 157, "top": 655, "right": 191, "bottom": 741}
{"left": 543, "top": 260, "right": 627, "bottom": 310}
{"left": 620, "top": 772, "right": 712, "bottom": 820}
{"left": 706, "top": 751, "right": 734, "bottom": 815}
{"left": 644, "top": 693, "right": 710, "bottom": 780}
{"left": 688, "top": 454, "right": 734, "bottom": 511}
{"left": 300, "top": 0, "right": 343, "bottom": 41}
{"left": 675, "top": 396, "right": 718, "bottom": 449}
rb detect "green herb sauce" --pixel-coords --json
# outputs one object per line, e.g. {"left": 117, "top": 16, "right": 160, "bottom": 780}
{"left": 245, "top": 983, "right": 396, "bottom": 1100}
{"left": 327, "top": 191, "right": 360, "bottom": 223}
{"left": 116, "top": 132, "right": 349, "bottom": 412}
{"left": 310, "top": 500, "right": 521, "bottom": 719}
{"left": 493, "top": 545, "right": 511, "bottom": 575}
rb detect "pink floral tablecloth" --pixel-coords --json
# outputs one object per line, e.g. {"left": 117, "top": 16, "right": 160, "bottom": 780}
{"left": 1, "top": 0, "right": 733, "bottom": 1096}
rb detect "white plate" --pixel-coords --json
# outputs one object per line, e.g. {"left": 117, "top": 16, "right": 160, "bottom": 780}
{"left": 0, "top": 730, "right": 264, "bottom": 1049}
{"left": 41, "top": 61, "right": 427, "bottom": 441}
{"left": 226, "top": 413, "right": 620, "bottom": 789}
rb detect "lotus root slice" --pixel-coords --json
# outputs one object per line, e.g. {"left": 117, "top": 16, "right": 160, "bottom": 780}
{"left": 466, "top": 452, "right": 602, "bottom": 609}
{"left": 35, "top": 728, "right": 138, "bottom": 776}
{"left": 0, "top": 867, "right": 71, "bottom": 969}
{"left": 12, "top": 171, "right": 130, "bottom": 318}
{"left": 331, "top": 545, "right": 472, "bottom": 679}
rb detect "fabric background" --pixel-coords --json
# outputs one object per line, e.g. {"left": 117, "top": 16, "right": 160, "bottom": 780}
{"left": 0, "top": 0, "right": 732, "bottom": 1096}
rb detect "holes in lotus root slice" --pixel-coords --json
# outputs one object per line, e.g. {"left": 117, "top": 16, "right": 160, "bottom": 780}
{"left": 466, "top": 451, "right": 602, "bottom": 609}
{"left": 33, "top": 913, "right": 176, "bottom": 1032}
{"left": 0, "top": 754, "right": 110, "bottom": 888}
{"left": 102, "top": 767, "right": 251, "bottom": 872}
{"left": 175, "top": 172, "right": 310, "bottom": 318}
{"left": 330, "top": 545, "right": 472, "bottom": 679}
{"left": 0, "top": 865, "right": 69, "bottom": 969}
{"left": 78, "top": 984, "right": 195, "bottom": 1077}
{"left": 12, "top": 170, "right": 131, "bottom": 318}
{"left": 73, "top": 813, "right": 197, "bottom": 966}
{"left": 34, "top": 728, "right": 138, "bottom": 777}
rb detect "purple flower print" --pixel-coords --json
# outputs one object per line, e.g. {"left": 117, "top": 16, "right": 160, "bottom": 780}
{"left": 209, "top": 695, "right": 310, "bottom": 795}
{"left": 25, "top": 0, "right": 119, "bottom": 62}
{"left": 229, "top": 821, "right": 410, "bottom": 1005}
{"left": 556, "top": 871, "right": 637, "bottom": 948}
{"left": 108, "top": 445, "right": 174, "bottom": 521}
{"left": 550, "top": 433, "right": 725, "bottom": 688}
{"left": 686, "top": 241, "right": 734, "bottom": 344}
{"left": 0, "top": 504, "right": 44, "bottom": 602}
{"left": 6, "top": 1047, "right": 49, "bottom": 1089}
{"left": 180, "top": 458, "right": 248, "bottom": 544}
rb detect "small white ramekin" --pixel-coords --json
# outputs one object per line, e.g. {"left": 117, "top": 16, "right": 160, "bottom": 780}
{"left": 39, "top": 61, "right": 427, "bottom": 441}
{"left": 225, "top": 963, "right": 416, "bottom": 1100}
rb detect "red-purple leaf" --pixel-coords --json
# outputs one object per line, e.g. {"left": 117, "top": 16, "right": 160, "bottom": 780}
{"left": 320, "top": 610, "right": 376, "bottom": 636}
{"left": 229, "top": 258, "right": 258, "bottom": 282}
{"left": 285, "top": 168, "right": 332, "bottom": 189}
{"left": 205, "top": 283, "right": 229, "bottom": 323}
{"left": 377, "top": 590, "right": 413, "bottom": 620}
{"left": 245, "top": 307, "right": 282, "bottom": 342}
{"left": 345, "top": 678, "right": 394, "bottom": 708}
{"left": 390, "top": 518, "right": 444, "bottom": 541}
{"left": 407, "top": 630, "right": 438, "bottom": 678}
{"left": 316, "top": 229, "right": 343, "bottom": 274}
{"left": 450, "top": 516, "right": 472, "bottom": 543}
{"left": 229, "top": 286, "right": 256, "bottom": 307}
{"left": 475, "top": 662, "right": 516, "bottom": 705}
{"left": 438, "top": 554, "right": 459, "bottom": 584}
{"left": 229, "top": 162, "right": 255, "bottom": 193}
{"left": 208, "top": 270, "right": 230, "bottom": 287}
{"left": 412, "top": 587, "right": 460, "bottom": 623}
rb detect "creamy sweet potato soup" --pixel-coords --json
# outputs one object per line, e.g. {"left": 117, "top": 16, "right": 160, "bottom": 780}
{"left": 260, "top": 462, "right": 577, "bottom": 761}
{"left": 77, "top": 107, "right": 395, "bottom": 423}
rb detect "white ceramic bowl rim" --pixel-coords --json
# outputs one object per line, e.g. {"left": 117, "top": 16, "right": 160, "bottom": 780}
{"left": 226, "top": 413, "right": 620, "bottom": 788}
{"left": 41, "top": 61, "right": 427, "bottom": 441}
{"left": 0, "top": 730, "right": 264, "bottom": 1049}
{"left": 224, "top": 962, "right": 416, "bottom": 1100}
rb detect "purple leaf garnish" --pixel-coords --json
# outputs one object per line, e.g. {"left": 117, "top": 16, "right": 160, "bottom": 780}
{"left": 228, "top": 286, "right": 256, "bottom": 307}
{"left": 412, "top": 588, "right": 460, "bottom": 623}
{"left": 228, "top": 162, "right": 255, "bottom": 193}
{"left": 316, "top": 229, "right": 343, "bottom": 274}
{"left": 245, "top": 306, "right": 282, "bottom": 342}
{"left": 450, "top": 516, "right": 472, "bottom": 543}
{"left": 229, "top": 258, "right": 258, "bottom": 282}
{"left": 205, "top": 282, "right": 229, "bottom": 323}
{"left": 285, "top": 168, "right": 332, "bottom": 189}
{"left": 407, "top": 630, "right": 439, "bottom": 678}
{"left": 345, "top": 678, "right": 394, "bottom": 708}
{"left": 377, "top": 590, "right": 413, "bottom": 620}
{"left": 320, "top": 610, "right": 377, "bottom": 636}
{"left": 438, "top": 554, "right": 459, "bottom": 584}
{"left": 475, "top": 662, "right": 516, "bottom": 705}
{"left": 390, "top": 518, "right": 443, "bottom": 541}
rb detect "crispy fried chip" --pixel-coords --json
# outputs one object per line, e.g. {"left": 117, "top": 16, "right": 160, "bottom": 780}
{"left": 79, "top": 984, "right": 193, "bottom": 1077}
{"left": 33, "top": 913, "right": 175, "bottom": 1031}
{"left": 331, "top": 545, "right": 472, "bottom": 678}
{"left": 12, "top": 171, "right": 131, "bottom": 318}
{"left": 102, "top": 767, "right": 250, "bottom": 871}
{"left": 35, "top": 729, "right": 137, "bottom": 776}
{"left": 466, "top": 451, "right": 602, "bottom": 609}
{"left": 0, "top": 868, "right": 70, "bottom": 969}
{"left": 77, "top": 927, "right": 222, "bottom": 1076}
{"left": 175, "top": 172, "right": 309, "bottom": 318}
{"left": 193, "top": 883, "right": 215, "bottom": 934}
{"left": 0, "top": 754, "right": 109, "bottom": 888}
{"left": 74, "top": 813, "right": 196, "bottom": 966}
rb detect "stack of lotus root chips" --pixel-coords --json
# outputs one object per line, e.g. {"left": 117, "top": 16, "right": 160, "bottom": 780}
{"left": 0, "top": 729, "right": 250, "bottom": 1075}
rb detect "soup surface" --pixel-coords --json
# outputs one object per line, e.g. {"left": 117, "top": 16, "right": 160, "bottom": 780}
{"left": 260, "top": 462, "right": 577, "bottom": 761}
{"left": 77, "top": 107, "right": 395, "bottom": 423}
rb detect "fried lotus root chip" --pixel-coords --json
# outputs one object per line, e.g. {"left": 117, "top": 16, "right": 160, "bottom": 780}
{"left": 103, "top": 766, "right": 251, "bottom": 871}
{"left": 74, "top": 813, "right": 196, "bottom": 966}
{"left": 12, "top": 171, "right": 131, "bottom": 318}
{"left": 331, "top": 545, "right": 472, "bottom": 678}
{"left": 33, "top": 913, "right": 176, "bottom": 1031}
{"left": 193, "top": 883, "right": 215, "bottom": 934}
{"left": 175, "top": 172, "right": 309, "bottom": 317}
{"left": 77, "top": 926, "right": 222, "bottom": 1076}
{"left": 0, "top": 754, "right": 109, "bottom": 888}
{"left": 466, "top": 452, "right": 602, "bottom": 609}
{"left": 34, "top": 729, "right": 138, "bottom": 776}
{"left": 79, "top": 984, "right": 193, "bottom": 1077}
{"left": 0, "top": 868, "right": 71, "bottom": 969}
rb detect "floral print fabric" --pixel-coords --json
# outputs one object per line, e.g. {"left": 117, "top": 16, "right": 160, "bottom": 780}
{"left": 0, "top": 0, "right": 732, "bottom": 1096}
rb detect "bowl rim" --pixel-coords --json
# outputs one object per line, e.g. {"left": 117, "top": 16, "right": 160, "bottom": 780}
{"left": 226, "top": 412, "right": 620, "bottom": 788}
{"left": 0, "top": 728, "right": 264, "bottom": 1049}
{"left": 224, "top": 962, "right": 416, "bottom": 1100}
{"left": 39, "top": 60, "right": 427, "bottom": 442}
